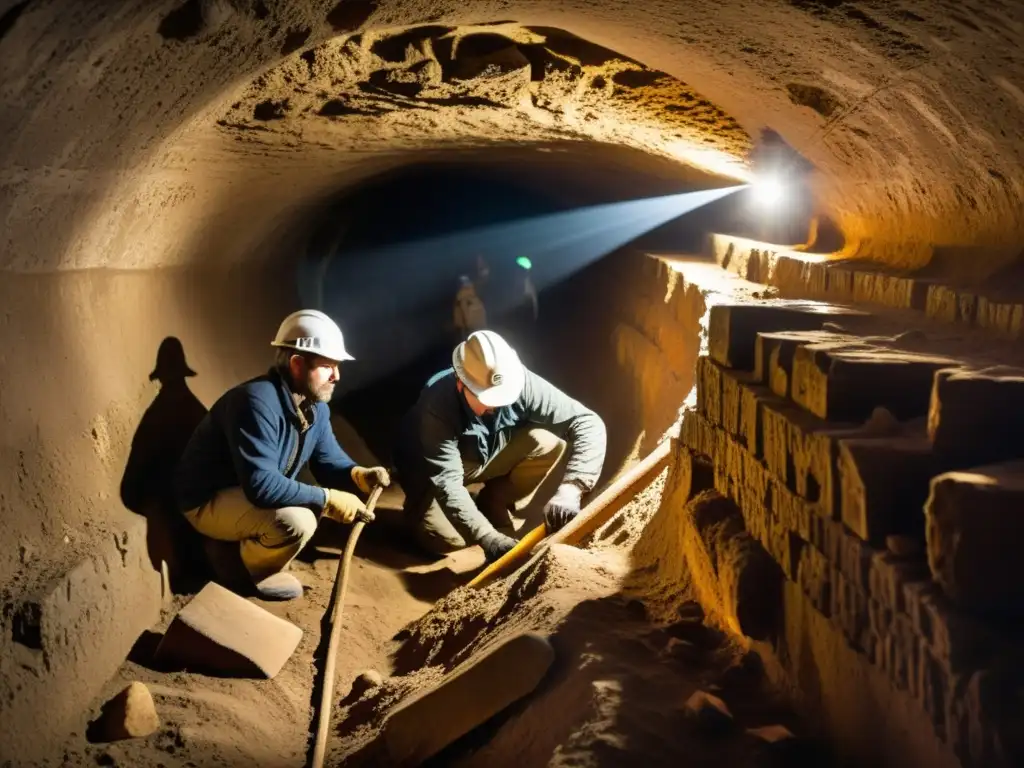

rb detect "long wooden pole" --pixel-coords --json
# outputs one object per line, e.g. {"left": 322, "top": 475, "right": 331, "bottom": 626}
{"left": 467, "top": 439, "right": 673, "bottom": 589}
{"left": 310, "top": 486, "right": 383, "bottom": 768}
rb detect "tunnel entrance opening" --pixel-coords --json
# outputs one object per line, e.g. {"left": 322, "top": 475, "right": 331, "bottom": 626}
{"left": 294, "top": 147, "right": 735, "bottom": 485}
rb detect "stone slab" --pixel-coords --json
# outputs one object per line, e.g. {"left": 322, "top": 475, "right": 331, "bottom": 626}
{"left": 754, "top": 329, "right": 854, "bottom": 398}
{"left": 928, "top": 366, "right": 1024, "bottom": 466}
{"left": 383, "top": 632, "right": 554, "bottom": 765}
{"left": 792, "top": 343, "right": 954, "bottom": 422}
{"left": 761, "top": 395, "right": 859, "bottom": 515}
{"left": 852, "top": 271, "right": 930, "bottom": 311}
{"left": 695, "top": 354, "right": 723, "bottom": 425}
{"left": 155, "top": 582, "right": 302, "bottom": 679}
{"left": 925, "top": 462, "right": 1024, "bottom": 618}
{"left": 901, "top": 580, "right": 999, "bottom": 674}
{"left": 707, "top": 301, "right": 868, "bottom": 372}
{"left": 837, "top": 430, "right": 942, "bottom": 544}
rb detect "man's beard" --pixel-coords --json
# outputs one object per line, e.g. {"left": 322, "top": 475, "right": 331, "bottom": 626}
{"left": 298, "top": 369, "right": 335, "bottom": 403}
{"left": 307, "top": 376, "right": 335, "bottom": 403}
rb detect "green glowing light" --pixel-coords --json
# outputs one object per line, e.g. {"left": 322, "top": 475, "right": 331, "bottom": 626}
{"left": 516, "top": 256, "right": 533, "bottom": 270}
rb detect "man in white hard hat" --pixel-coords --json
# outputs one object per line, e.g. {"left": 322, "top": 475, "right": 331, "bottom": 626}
{"left": 173, "top": 309, "right": 390, "bottom": 600}
{"left": 393, "top": 330, "right": 607, "bottom": 562}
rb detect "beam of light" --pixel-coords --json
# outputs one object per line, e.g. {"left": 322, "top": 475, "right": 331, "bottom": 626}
{"left": 301, "top": 184, "right": 746, "bottom": 390}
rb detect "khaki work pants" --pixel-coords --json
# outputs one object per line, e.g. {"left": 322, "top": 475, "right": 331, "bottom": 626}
{"left": 184, "top": 487, "right": 318, "bottom": 583}
{"left": 408, "top": 427, "right": 566, "bottom": 555}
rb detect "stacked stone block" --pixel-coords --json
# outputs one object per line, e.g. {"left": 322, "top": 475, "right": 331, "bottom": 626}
{"left": 681, "top": 298, "right": 1024, "bottom": 768}
{"left": 710, "top": 233, "right": 1024, "bottom": 341}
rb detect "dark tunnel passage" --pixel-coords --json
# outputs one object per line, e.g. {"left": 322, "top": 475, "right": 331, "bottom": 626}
{"left": 291, "top": 151, "right": 748, "bottom": 486}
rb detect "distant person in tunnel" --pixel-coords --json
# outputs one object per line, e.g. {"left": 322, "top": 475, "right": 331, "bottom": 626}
{"left": 452, "top": 274, "right": 487, "bottom": 340}
{"left": 393, "top": 330, "right": 607, "bottom": 563}
{"left": 173, "top": 309, "right": 390, "bottom": 601}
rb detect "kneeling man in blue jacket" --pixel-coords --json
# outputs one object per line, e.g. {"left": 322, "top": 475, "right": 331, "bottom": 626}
{"left": 394, "top": 330, "right": 607, "bottom": 563}
{"left": 174, "top": 309, "right": 390, "bottom": 601}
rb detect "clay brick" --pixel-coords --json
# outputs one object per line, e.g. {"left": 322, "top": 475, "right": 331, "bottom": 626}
{"left": 868, "top": 551, "right": 929, "bottom": 613}
{"left": 796, "top": 544, "right": 831, "bottom": 616}
{"left": 818, "top": 519, "right": 874, "bottom": 592}
{"left": 738, "top": 381, "right": 765, "bottom": 457}
{"left": 695, "top": 355, "right": 723, "bottom": 425}
{"left": 926, "top": 284, "right": 960, "bottom": 324}
{"left": 837, "top": 431, "right": 941, "bottom": 545}
{"left": 707, "top": 301, "right": 867, "bottom": 371}
{"left": 926, "top": 462, "right": 1024, "bottom": 618}
{"left": 867, "top": 598, "right": 892, "bottom": 639}
{"left": 681, "top": 409, "right": 720, "bottom": 459}
{"left": 765, "top": 521, "right": 801, "bottom": 582}
{"left": 154, "top": 582, "right": 302, "bottom": 679}
{"left": 791, "top": 343, "right": 954, "bottom": 422}
{"left": 761, "top": 397, "right": 857, "bottom": 514}
{"left": 772, "top": 482, "right": 815, "bottom": 543}
{"left": 902, "top": 581, "right": 999, "bottom": 674}
{"left": 673, "top": 445, "right": 715, "bottom": 504}
{"left": 880, "top": 612, "right": 919, "bottom": 693}
{"left": 957, "top": 292, "right": 978, "bottom": 326}
{"left": 943, "top": 669, "right": 1016, "bottom": 768}
{"left": 928, "top": 367, "right": 1024, "bottom": 466}
{"left": 918, "top": 642, "right": 952, "bottom": 738}
{"left": 719, "top": 367, "right": 760, "bottom": 446}
{"left": 976, "top": 297, "right": 1024, "bottom": 339}
{"left": 852, "top": 271, "right": 929, "bottom": 311}
{"left": 830, "top": 569, "right": 868, "bottom": 650}
{"left": 823, "top": 267, "right": 855, "bottom": 301}
{"left": 754, "top": 330, "right": 853, "bottom": 398}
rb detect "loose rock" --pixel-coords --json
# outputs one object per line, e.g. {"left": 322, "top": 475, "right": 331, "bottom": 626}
{"left": 682, "top": 690, "right": 733, "bottom": 731}
{"left": 91, "top": 682, "right": 159, "bottom": 742}
{"left": 351, "top": 669, "right": 385, "bottom": 698}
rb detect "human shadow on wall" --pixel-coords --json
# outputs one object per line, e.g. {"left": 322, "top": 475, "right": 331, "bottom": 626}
{"left": 120, "top": 337, "right": 209, "bottom": 594}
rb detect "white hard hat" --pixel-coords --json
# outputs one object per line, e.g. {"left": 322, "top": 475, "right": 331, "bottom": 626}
{"left": 271, "top": 309, "right": 354, "bottom": 362}
{"left": 452, "top": 330, "right": 525, "bottom": 408}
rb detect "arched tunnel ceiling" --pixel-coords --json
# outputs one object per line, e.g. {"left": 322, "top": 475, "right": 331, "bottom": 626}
{"left": 1, "top": 0, "right": 1023, "bottom": 273}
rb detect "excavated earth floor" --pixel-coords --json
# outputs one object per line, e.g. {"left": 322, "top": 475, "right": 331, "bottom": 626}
{"left": 46, "top": 474, "right": 823, "bottom": 768}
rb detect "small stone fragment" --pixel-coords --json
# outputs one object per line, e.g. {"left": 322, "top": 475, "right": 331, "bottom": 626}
{"left": 92, "top": 682, "right": 159, "bottom": 742}
{"left": 747, "top": 724, "right": 795, "bottom": 743}
{"left": 720, "top": 650, "right": 764, "bottom": 689}
{"left": 885, "top": 534, "right": 923, "bottom": 558}
{"left": 664, "top": 637, "right": 703, "bottom": 663}
{"left": 861, "top": 406, "right": 900, "bottom": 436}
{"left": 351, "top": 669, "right": 385, "bottom": 698}
{"left": 682, "top": 690, "right": 734, "bottom": 731}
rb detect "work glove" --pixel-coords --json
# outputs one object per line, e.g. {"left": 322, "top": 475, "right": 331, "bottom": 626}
{"left": 543, "top": 483, "right": 583, "bottom": 533}
{"left": 479, "top": 531, "right": 517, "bottom": 564}
{"left": 324, "top": 488, "right": 375, "bottom": 524}
{"left": 351, "top": 465, "right": 391, "bottom": 495}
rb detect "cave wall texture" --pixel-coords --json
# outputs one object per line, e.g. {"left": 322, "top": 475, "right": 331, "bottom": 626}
{"left": 1, "top": 0, "right": 1023, "bottom": 757}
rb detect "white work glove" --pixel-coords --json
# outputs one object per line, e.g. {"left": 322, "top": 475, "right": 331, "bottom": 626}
{"left": 543, "top": 483, "right": 583, "bottom": 533}
{"left": 324, "top": 488, "right": 374, "bottom": 524}
{"left": 350, "top": 465, "right": 391, "bottom": 495}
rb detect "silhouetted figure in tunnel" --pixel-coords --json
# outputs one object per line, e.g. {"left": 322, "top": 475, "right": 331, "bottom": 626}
{"left": 120, "top": 337, "right": 209, "bottom": 593}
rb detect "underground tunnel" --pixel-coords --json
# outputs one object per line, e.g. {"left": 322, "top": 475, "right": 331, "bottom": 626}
{"left": 2, "top": 2, "right": 1024, "bottom": 766}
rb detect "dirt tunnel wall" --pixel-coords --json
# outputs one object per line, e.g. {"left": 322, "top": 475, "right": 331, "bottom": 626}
{"left": 0, "top": 264, "right": 299, "bottom": 760}
{"left": 3, "top": 0, "right": 1024, "bottom": 761}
